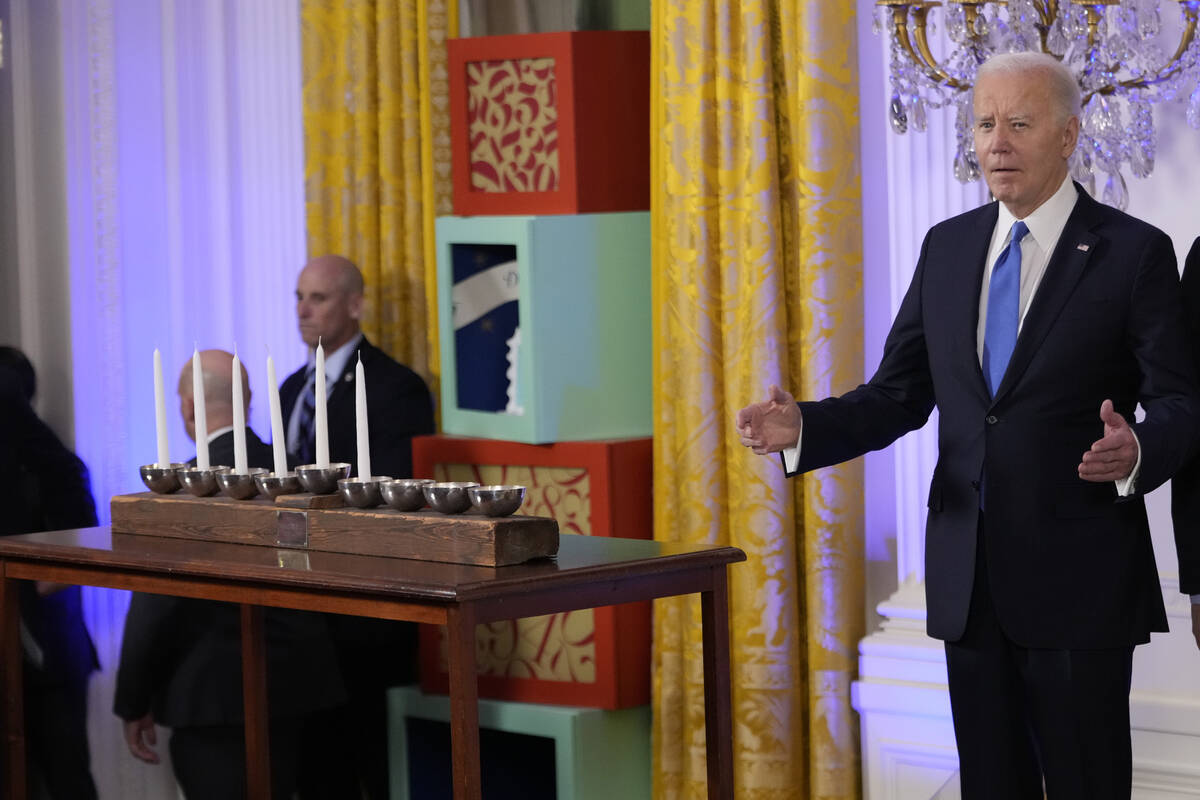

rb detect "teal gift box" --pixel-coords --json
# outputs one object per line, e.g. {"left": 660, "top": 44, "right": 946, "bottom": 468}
{"left": 387, "top": 686, "right": 651, "bottom": 800}
{"left": 436, "top": 212, "right": 651, "bottom": 443}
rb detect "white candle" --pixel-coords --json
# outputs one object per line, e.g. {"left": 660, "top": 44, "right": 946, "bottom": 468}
{"left": 266, "top": 351, "right": 288, "bottom": 476}
{"left": 192, "top": 347, "right": 210, "bottom": 469}
{"left": 355, "top": 353, "right": 370, "bottom": 480}
{"left": 231, "top": 348, "right": 248, "bottom": 474}
{"left": 153, "top": 348, "right": 170, "bottom": 467}
{"left": 314, "top": 339, "right": 329, "bottom": 468}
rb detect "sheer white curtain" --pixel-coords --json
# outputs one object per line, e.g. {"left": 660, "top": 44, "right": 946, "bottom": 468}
{"left": 59, "top": 0, "right": 306, "bottom": 796}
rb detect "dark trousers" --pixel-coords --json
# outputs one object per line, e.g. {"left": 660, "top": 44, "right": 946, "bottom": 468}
{"left": 296, "top": 618, "right": 417, "bottom": 800}
{"left": 169, "top": 721, "right": 302, "bottom": 800}
{"left": 945, "top": 520, "right": 1135, "bottom": 800}
{"left": 24, "top": 677, "right": 97, "bottom": 800}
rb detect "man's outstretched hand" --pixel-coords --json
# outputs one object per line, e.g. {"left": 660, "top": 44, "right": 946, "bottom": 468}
{"left": 736, "top": 384, "right": 803, "bottom": 455}
{"left": 1078, "top": 399, "right": 1137, "bottom": 483}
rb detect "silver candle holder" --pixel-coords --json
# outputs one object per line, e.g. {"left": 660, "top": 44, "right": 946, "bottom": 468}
{"left": 423, "top": 481, "right": 479, "bottom": 514}
{"left": 216, "top": 467, "right": 269, "bottom": 500}
{"left": 254, "top": 471, "right": 302, "bottom": 499}
{"left": 380, "top": 478, "right": 435, "bottom": 511}
{"left": 338, "top": 476, "right": 392, "bottom": 508}
{"left": 295, "top": 463, "right": 352, "bottom": 495}
{"left": 139, "top": 463, "right": 187, "bottom": 494}
{"left": 179, "top": 466, "right": 232, "bottom": 497}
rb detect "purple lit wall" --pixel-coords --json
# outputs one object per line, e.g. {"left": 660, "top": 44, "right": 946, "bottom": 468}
{"left": 59, "top": 2, "right": 306, "bottom": 795}
{"left": 63, "top": 0, "right": 307, "bottom": 527}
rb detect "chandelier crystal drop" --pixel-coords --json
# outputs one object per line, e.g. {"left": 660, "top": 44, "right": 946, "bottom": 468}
{"left": 877, "top": 0, "right": 1200, "bottom": 209}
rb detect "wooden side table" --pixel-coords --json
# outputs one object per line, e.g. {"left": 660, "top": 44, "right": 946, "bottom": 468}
{"left": 0, "top": 528, "right": 744, "bottom": 800}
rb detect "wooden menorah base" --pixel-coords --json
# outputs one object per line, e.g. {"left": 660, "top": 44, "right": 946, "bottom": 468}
{"left": 109, "top": 492, "right": 558, "bottom": 567}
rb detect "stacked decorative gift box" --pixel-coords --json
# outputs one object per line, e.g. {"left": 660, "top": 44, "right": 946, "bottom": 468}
{"left": 391, "top": 29, "right": 654, "bottom": 800}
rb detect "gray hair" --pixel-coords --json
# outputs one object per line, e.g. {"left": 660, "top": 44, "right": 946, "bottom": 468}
{"left": 976, "top": 52, "right": 1082, "bottom": 122}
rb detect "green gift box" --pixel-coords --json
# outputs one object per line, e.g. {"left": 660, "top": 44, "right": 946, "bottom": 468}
{"left": 436, "top": 212, "right": 651, "bottom": 444}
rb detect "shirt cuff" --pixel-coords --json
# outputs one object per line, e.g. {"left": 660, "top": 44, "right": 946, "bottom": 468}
{"left": 781, "top": 426, "right": 802, "bottom": 474}
{"left": 1114, "top": 428, "right": 1142, "bottom": 497}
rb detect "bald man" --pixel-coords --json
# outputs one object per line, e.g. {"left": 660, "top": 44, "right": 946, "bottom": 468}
{"left": 281, "top": 255, "right": 434, "bottom": 478}
{"left": 279, "top": 257, "right": 434, "bottom": 800}
{"left": 175, "top": 349, "right": 271, "bottom": 467}
{"left": 114, "top": 350, "right": 345, "bottom": 799}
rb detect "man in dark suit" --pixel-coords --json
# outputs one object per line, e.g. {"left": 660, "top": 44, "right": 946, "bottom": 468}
{"left": 0, "top": 349, "right": 100, "bottom": 800}
{"left": 737, "top": 53, "right": 1200, "bottom": 799}
{"left": 280, "top": 255, "right": 435, "bottom": 799}
{"left": 280, "top": 254, "right": 435, "bottom": 479}
{"left": 1172, "top": 236, "right": 1200, "bottom": 652}
{"left": 114, "top": 349, "right": 345, "bottom": 799}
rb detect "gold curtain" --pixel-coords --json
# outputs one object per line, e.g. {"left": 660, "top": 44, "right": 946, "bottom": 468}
{"left": 301, "top": 0, "right": 456, "bottom": 385}
{"left": 652, "top": 2, "right": 865, "bottom": 798}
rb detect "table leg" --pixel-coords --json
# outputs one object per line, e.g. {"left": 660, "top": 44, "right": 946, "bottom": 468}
{"left": 446, "top": 604, "right": 481, "bottom": 800}
{"left": 0, "top": 572, "right": 24, "bottom": 800}
{"left": 240, "top": 604, "right": 270, "bottom": 799}
{"left": 701, "top": 566, "right": 734, "bottom": 800}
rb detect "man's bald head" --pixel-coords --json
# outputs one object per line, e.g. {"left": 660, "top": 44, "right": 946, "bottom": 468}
{"left": 295, "top": 255, "right": 365, "bottom": 351}
{"left": 177, "top": 349, "right": 250, "bottom": 442}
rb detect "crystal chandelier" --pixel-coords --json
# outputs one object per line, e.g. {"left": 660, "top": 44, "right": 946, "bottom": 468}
{"left": 876, "top": 0, "right": 1200, "bottom": 209}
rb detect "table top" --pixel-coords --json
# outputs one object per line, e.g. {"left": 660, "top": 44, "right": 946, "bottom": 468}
{"left": 0, "top": 527, "right": 745, "bottom": 604}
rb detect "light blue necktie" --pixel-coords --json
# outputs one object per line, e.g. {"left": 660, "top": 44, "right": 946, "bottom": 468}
{"left": 982, "top": 221, "right": 1028, "bottom": 396}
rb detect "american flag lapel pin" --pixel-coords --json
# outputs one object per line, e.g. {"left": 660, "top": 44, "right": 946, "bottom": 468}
{"left": 1077, "top": 243, "right": 1090, "bottom": 252}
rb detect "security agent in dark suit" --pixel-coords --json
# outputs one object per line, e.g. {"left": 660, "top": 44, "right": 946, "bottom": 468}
{"left": 1172, "top": 236, "right": 1200, "bottom": 651}
{"left": 0, "top": 349, "right": 100, "bottom": 800}
{"left": 114, "top": 349, "right": 345, "bottom": 800}
{"left": 737, "top": 53, "right": 1200, "bottom": 799}
{"left": 279, "top": 256, "right": 434, "bottom": 799}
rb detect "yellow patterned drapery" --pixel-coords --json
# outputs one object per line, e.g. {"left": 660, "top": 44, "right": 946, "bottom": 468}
{"left": 652, "top": 2, "right": 865, "bottom": 798}
{"left": 300, "top": 0, "right": 455, "bottom": 385}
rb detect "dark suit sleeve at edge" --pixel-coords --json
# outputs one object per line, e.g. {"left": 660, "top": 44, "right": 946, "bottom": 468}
{"left": 1170, "top": 235, "right": 1200, "bottom": 594}
{"left": 367, "top": 360, "right": 435, "bottom": 479}
{"left": 1126, "top": 231, "right": 1200, "bottom": 495}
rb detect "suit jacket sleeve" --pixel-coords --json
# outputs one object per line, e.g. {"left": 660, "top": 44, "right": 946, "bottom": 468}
{"left": 367, "top": 363, "right": 435, "bottom": 479}
{"left": 788, "top": 231, "right": 937, "bottom": 476}
{"left": 1121, "top": 230, "right": 1200, "bottom": 495}
{"left": 0, "top": 373, "right": 97, "bottom": 534}
{"left": 1170, "top": 236, "right": 1200, "bottom": 594}
{"left": 113, "top": 593, "right": 181, "bottom": 721}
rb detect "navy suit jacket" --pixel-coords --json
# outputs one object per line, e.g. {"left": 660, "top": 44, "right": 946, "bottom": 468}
{"left": 1170, "top": 236, "right": 1200, "bottom": 596}
{"left": 279, "top": 336, "right": 434, "bottom": 479}
{"left": 0, "top": 369, "right": 99, "bottom": 686}
{"left": 791, "top": 186, "right": 1200, "bottom": 648}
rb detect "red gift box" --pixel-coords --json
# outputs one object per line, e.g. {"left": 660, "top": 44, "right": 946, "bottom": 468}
{"left": 412, "top": 435, "right": 652, "bottom": 708}
{"left": 448, "top": 30, "right": 650, "bottom": 216}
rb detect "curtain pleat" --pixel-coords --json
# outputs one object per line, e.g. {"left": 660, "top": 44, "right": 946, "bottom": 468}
{"left": 651, "top": 2, "right": 865, "bottom": 797}
{"left": 301, "top": 0, "right": 455, "bottom": 386}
